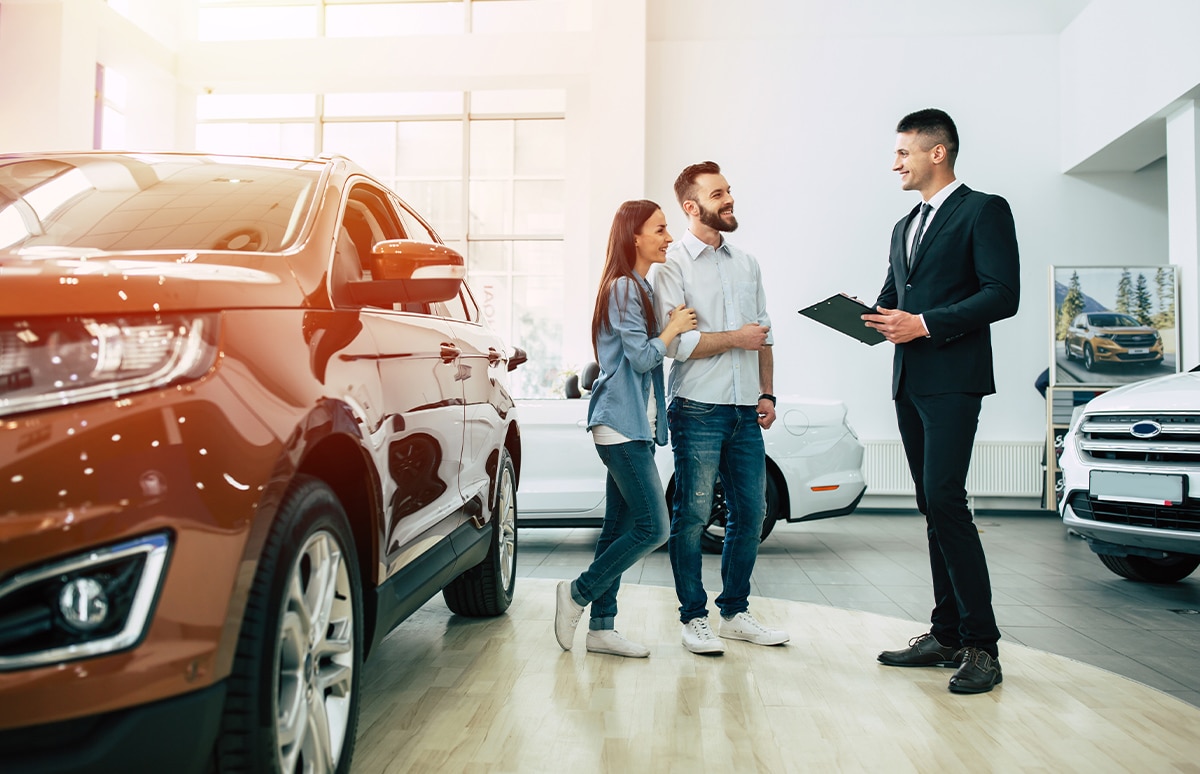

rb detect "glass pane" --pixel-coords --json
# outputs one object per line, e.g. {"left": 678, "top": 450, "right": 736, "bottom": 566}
{"left": 514, "top": 119, "right": 564, "bottom": 176}
{"left": 324, "top": 91, "right": 463, "bottom": 118}
{"left": 469, "top": 121, "right": 513, "bottom": 178}
{"left": 397, "top": 122, "right": 462, "bottom": 177}
{"left": 197, "top": 7, "right": 318, "bottom": 41}
{"left": 513, "top": 180, "right": 564, "bottom": 234}
{"left": 197, "top": 122, "right": 314, "bottom": 158}
{"left": 468, "top": 180, "right": 510, "bottom": 235}
{"left": 470, "top": 1, "right": 581, "bottom": 35}
{"left": 390, "top": 180, "right": 462, "bottom": 239}
{"left": 471, "top": 88, "right": 567, "bottom": 115}
{"left": 321, "top": 122, "right": 396, "bottom": 177}
{"left": 280, "top": 123, "right": 318, "bottom": 158}
{"left": 512, "top": 240, "right": 562, "bottom": 274}
{"left": 325, "top": 3, "right": 464, "bottom": 37}
{"left": 467, "top": 241, "right": 509, "bottom": 274}
{"left": 509, "top": 274, "right": 566, "bottom": 399}
{"left": 472, "top": 273, "right": 511, "bottom": 340}
{"left": 198, "top": 94, "right": 317, "bottom": 120}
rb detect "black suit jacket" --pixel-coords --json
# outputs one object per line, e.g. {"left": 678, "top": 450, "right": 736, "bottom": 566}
{"left": 874, "top": 184, "right": 1020, "bottom": 398}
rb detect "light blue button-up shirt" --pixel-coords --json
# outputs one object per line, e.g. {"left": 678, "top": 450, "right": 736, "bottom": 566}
{"left": 586, "top": 273, "right": 669, "bottom": 445}
{"left": 651, "top": 230, "right": 772, "bottom": 406}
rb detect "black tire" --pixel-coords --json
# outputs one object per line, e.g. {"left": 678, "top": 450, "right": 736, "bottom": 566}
{"left": 443, "top": 450, "right": 517, "bottom": 617}
{"left": 1083, "top": 343, "right": 1096, "bottom": 371}
{"left": 696, "top": 474, "right": 781, "bottom": 555}
{"left": 217, "top": 475, "right": 363, "bottom": 774}
{"left": 1098, "top": 553, "right": 1200, "bottom": 583}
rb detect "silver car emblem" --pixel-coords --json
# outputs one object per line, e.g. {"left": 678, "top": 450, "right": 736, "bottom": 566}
{"left": 1130, "top": 420, "right": 1162, "bottom": 438}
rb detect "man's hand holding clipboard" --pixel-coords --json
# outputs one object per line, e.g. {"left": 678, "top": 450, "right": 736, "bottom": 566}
{"left": 797, "top": 293, "right": 885, "bottom": 345}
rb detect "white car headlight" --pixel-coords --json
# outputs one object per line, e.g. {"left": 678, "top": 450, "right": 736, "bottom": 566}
{"left": 0, "top": 314, "right": 218, "bottom": 417}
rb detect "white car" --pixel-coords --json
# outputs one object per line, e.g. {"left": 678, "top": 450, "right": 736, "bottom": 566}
{"left": 1059, "top": 365, "right": 1200, "bottom": 582}
{"left": 517, "top": 365, "right": 866, "bottom": 553}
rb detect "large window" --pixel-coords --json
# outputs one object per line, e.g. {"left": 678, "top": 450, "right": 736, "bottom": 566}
{"left": 196, "top": 88, "right": 567, "bottom": 397}
{"left": 195, "top": 0, "right": 589, "bottom": 41}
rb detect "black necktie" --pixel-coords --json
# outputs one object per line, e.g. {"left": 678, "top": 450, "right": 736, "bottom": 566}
{"left": 909, "top": 202, "right": 932, "bottom": 267}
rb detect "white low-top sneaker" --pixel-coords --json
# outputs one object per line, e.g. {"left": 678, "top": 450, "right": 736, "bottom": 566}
{"left": 719, "top": 611, "right": 789, "bottom": 645}
{"left": 681, "top": 617, "right": 726, "bottom": 654}
{"left": 554, "top": 580, "right": 585, "bottom": 650}
{"left": 585, "top": 629, "right": 650, "bottom": 658}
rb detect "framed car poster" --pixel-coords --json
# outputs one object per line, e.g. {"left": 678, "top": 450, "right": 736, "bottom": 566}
{"left": 1049, "top": 265, "right": 1181, "bottom": 388}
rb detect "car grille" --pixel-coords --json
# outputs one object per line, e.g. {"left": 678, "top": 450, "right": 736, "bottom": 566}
{"left": 1110, "top": 334, "right": 1157, "bottom": 347}
{"left": 1077, "top": 413, "right": 1200, "bottom": 464}
{"left": 1067, "top": 491, "right": 1200, "bottom": 532}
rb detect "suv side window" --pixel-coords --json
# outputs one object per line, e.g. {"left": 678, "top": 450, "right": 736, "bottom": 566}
{"left": 331, "top": 183, "right": 406, "bottom": 308}
{"left": 389, "top": 194, "right": 438, "bottom": 243}
{"left": 432, "top": 286, "right": 480, "bottom": 323}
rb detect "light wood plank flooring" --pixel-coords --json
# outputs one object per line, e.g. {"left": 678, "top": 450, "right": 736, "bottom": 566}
{"left": 354, "top": 579, "right": 1200, "bottom": 773}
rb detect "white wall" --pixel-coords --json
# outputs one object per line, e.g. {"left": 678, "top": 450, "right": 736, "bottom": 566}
{"left": 644, "top": 10, "right": 1169, "bottom": 463}
{"left": 0, "top": 0, "right": 178, "bottom": 152}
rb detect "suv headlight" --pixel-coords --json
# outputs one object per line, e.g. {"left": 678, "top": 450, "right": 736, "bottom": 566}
{"left": 0, "top": 533, "right": 171, "bottom": 670}
{"left": 0, "top": 314, "right": 218, "bottom": 418}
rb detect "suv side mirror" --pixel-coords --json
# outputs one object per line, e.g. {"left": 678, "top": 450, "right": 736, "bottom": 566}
{"left": 508, "top": 347, "right": 528, "bottom": 372}
{"left": 347, "top": 239, "right": 465, "bottom": 306}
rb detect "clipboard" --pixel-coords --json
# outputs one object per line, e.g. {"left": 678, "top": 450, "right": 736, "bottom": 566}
{"left": 798, "top": 294, "right": 885, "bottom": 345}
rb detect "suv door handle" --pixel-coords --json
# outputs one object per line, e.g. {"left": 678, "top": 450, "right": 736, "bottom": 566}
{"left": 440, "top": 343, "right": 461, "bottom": 362}
{"left": 488, "top": 347, "right": 503, "bottom": 365}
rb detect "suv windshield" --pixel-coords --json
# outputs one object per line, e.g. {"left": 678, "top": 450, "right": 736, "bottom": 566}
{"left": 1087, "top": 313, "right": 1139, "bottom": 327}
{"left": 0, "top": 154, "right": 324, "bottom": 254}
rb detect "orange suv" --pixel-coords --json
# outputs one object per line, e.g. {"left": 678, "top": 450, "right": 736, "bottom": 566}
{"left": 1064, "top": 311, "right": 1163, "bottom": 370}
{"left": 0, "top": 152, "right": 524, "bottom": 773}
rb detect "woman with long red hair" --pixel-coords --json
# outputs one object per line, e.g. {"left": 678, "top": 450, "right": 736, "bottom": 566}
{"left": 554, "top": 200, "right": 697, "bottom": 657}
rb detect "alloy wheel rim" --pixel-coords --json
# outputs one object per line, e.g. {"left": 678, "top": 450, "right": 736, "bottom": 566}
{"left": 497, "top": 464, "right": 516, "bottom": 590}
{"left": 275, "top": 530, "right": 355, "bottom": 774}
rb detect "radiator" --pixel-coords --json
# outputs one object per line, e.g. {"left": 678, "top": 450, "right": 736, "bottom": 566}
{"left": 862, "top": 441, "right": 1044, "bottom": 497}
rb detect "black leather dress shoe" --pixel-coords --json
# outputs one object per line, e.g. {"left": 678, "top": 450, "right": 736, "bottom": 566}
{"left": 877, "top": 633, "right": 962, "bottom": 667}
{"left": 948, "top": 647, "right": 1003, "bottom": 694}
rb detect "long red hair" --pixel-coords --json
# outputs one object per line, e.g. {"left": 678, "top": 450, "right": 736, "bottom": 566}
{"left": 591, "top": 200, "right": 661, "bottom": 359}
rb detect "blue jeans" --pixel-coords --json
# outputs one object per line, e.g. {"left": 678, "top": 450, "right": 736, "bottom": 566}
{"left": 571, "top": 440, "right": 669, "bottom": 630}
{"left": 666, "top": 399, "right": 766, "bottom": 622}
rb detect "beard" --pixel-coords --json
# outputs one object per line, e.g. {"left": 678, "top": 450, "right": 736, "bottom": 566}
{"left": 698, "top": 200, "right": 738, "bottom": 233}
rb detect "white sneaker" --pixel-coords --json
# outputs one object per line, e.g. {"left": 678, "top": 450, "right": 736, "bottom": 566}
{"left": 719, "top": 611, "right": 790, "bottom": 645}
{"left": 554, "top": 580, "right": 585, "bottom": 650}
{"left": 586, "top": 629, "right": 650, "bottom": 658}
{"left": 681, "top": 617, "right": 726, "bottom": 654}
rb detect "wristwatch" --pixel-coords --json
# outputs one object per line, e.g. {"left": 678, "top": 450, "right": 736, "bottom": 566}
{"left": 759, "top": 393, "right": 776, "bottom": 406}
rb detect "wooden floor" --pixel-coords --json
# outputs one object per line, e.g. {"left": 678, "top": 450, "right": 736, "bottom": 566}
{"left": 354, "top": 579, "right": 1200, "bottom": 773}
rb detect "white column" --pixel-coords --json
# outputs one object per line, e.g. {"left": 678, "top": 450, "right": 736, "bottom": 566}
{"left": 1166, "top": 100, "right": 1200, "bottom": 371}
{"left": 0, "top": 0, "right": 99, "bottom": 151}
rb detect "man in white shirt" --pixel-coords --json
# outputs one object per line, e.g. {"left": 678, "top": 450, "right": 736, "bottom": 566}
{"left": 652, "top": 161, "right": 789, "bottom": 654}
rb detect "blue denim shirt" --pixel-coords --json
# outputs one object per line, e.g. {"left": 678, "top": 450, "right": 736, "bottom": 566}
{"left": 586, "top": 274, "right": 668, "bottom": 446}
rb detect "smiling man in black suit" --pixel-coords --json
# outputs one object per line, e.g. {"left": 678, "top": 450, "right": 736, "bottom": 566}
{"left": 862, "top": 108, "right": 1020, "bottom": 694}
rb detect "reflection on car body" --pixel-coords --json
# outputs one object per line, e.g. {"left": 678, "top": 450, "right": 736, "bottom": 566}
{"left": 517, "top": 364, "right": 866, "bottom": 553}
{"left": 1064, "top": 311, "right": 1163, "bottom": 371}
{"left": 0, "top": 151, "right": 524, "bottom": 773}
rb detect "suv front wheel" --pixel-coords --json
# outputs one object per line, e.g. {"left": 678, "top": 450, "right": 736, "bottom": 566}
{"left": 217, "top": 475, "right": 363, "bottom": 774}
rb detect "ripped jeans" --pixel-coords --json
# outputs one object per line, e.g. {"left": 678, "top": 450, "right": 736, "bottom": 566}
{"left": 666, "top": 398, "right": 766, "bottom": 622}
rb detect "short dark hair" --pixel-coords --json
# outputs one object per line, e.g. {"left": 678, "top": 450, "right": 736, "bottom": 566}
{"left": 896, "top": 109, "right": 959, "bottom": 165}
{"left": 673, "top": 160, "right": 721, "bottom": 210}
